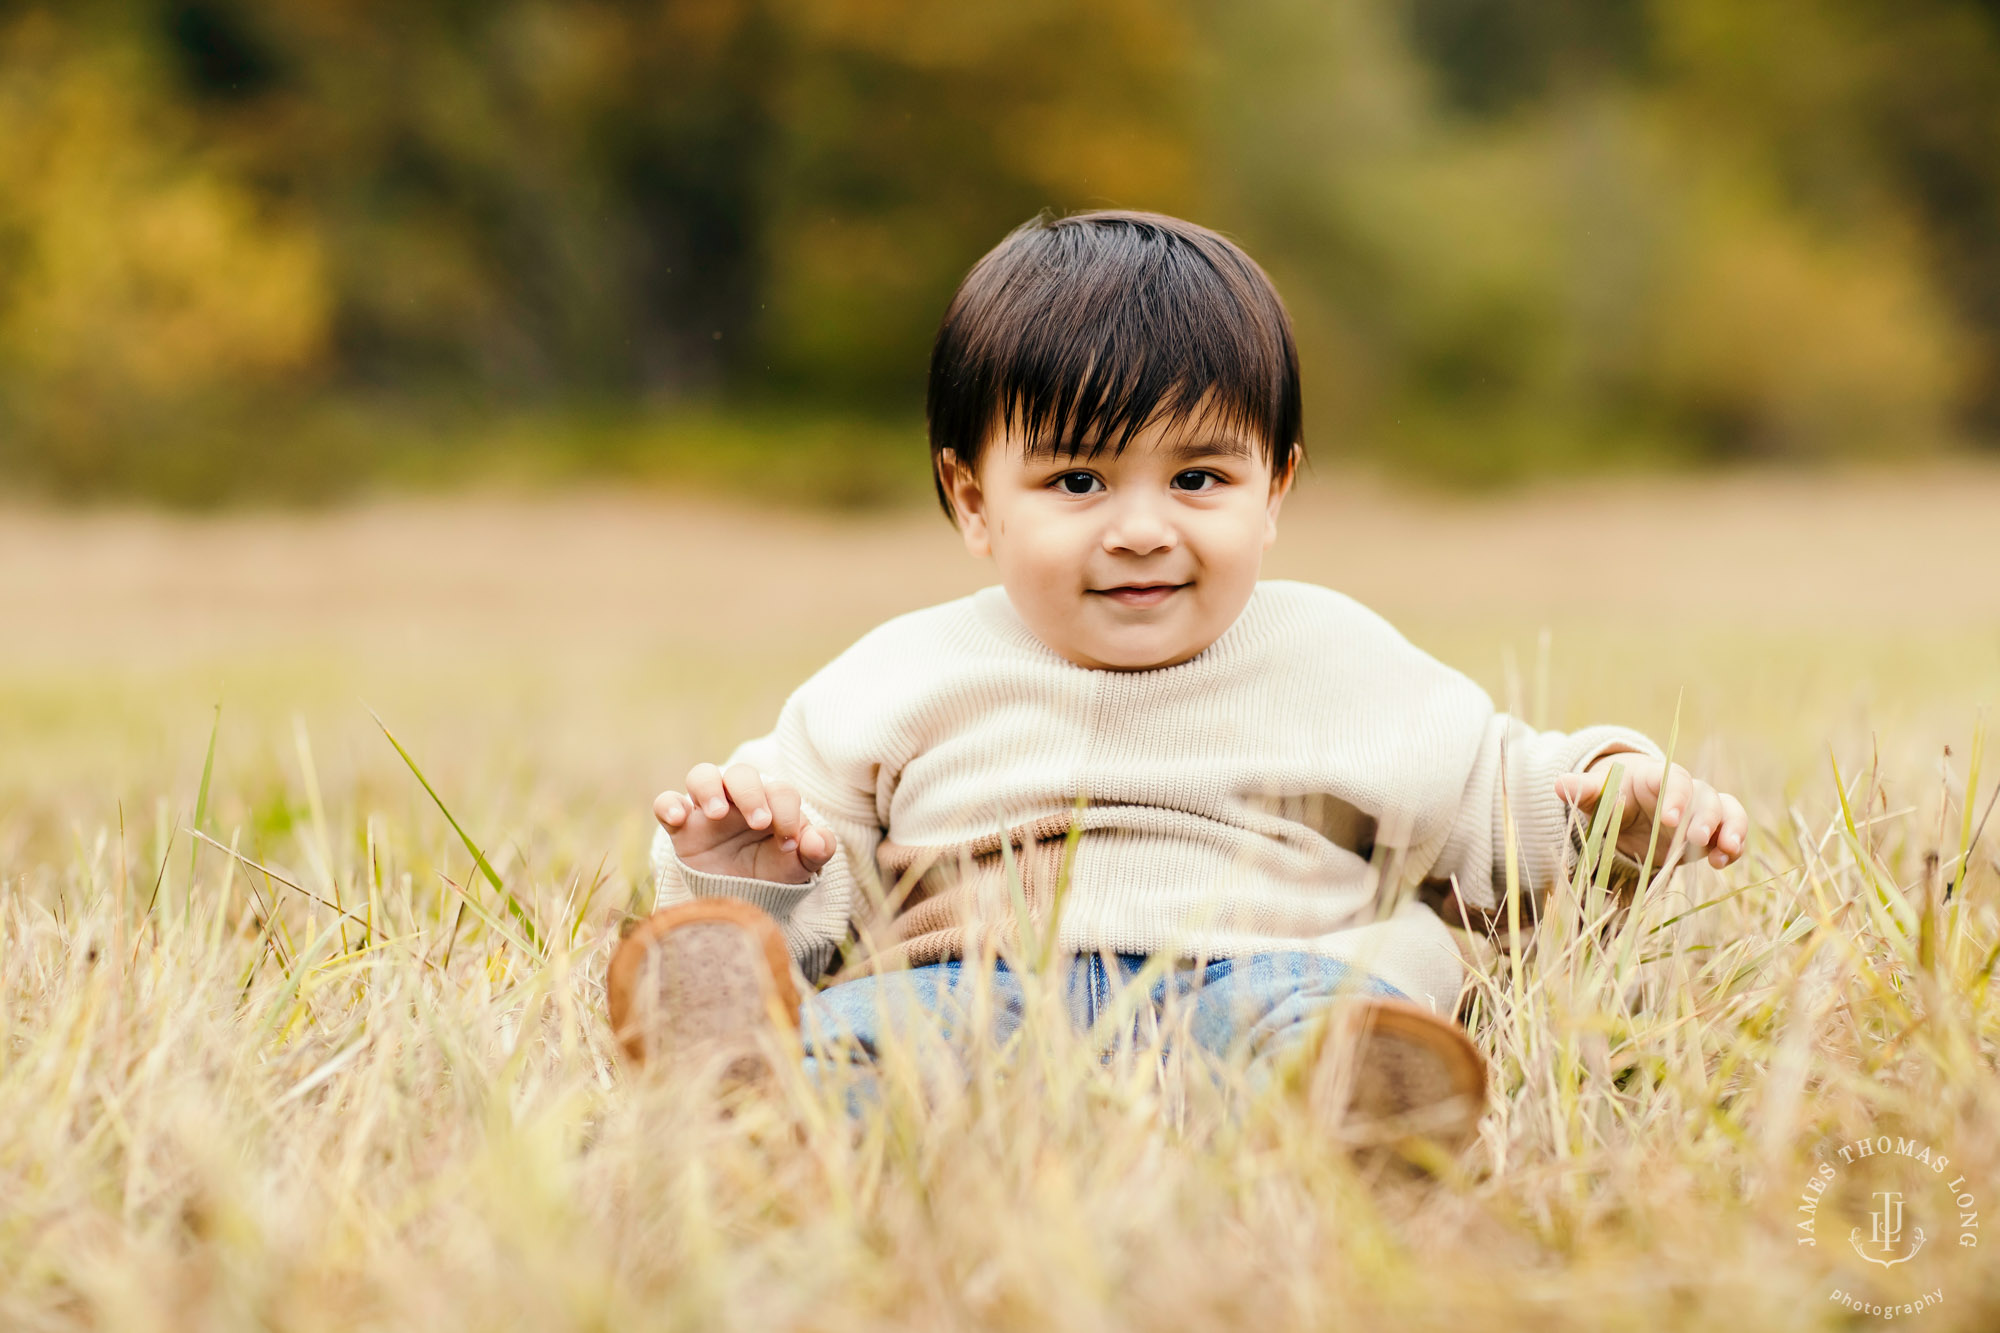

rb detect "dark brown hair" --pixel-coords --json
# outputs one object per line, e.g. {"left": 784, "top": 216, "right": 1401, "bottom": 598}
{"left": 925, "top": 209, "right": 1303, "bottom": 520}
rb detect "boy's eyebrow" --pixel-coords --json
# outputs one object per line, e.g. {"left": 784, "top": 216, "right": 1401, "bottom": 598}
{"left": 1168, "top": 437, "right": 1254, "bottom": 461}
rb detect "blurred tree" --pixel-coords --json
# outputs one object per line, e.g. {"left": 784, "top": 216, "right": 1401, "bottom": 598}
{"left": 754, "top": 0, "right": 1197, "bottom": 407}
{"left": 0, "top": 0, "right": 1995, "bottom": 499}
{"left": 0, "top": 7, "right": 329, "bottom": 494}
{"left": 186, "top": 0, "right": 780, "bottom": 393}
{"left": 1402, "top": 0, "right": 1651, "bottom": 116}
{"left": 1203, "top": 0, "right": 1966, "bottom": 476}
{"left": 1657, "top": 0, "right": 2000, "bottom": 429}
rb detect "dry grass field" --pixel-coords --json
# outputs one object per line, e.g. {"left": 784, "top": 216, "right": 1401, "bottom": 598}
{"left": 3, "top": 465, "right": 1998, "bottom": 1331}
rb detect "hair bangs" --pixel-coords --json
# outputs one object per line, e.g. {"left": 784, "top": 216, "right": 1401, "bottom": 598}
{"left": 928, "top": 210, "right": 1303, "bottom": 519}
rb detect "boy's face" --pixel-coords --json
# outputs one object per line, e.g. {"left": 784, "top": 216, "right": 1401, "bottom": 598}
{"left": 940, "top": 406, "right": 1294, "bottom": 671}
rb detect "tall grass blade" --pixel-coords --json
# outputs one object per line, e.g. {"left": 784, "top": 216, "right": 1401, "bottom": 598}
{"left": 186, "top": 701, "right": 220, "bottom": 915}
{"left": 372, "top": 710, "right": 542, "bottom": 952}
{"left": 1950, "top": 723, "right": 1986, "bottom": 974}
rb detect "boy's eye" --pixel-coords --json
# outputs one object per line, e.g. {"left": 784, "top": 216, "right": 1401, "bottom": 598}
{"left": 1172, "top": 469, "right": 1222, "bottom": 492}
{"left": 1052, "top": 471, "right": 1103, "bottom": 495}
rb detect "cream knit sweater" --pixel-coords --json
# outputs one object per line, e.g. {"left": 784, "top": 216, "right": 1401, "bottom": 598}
{"left": 651, "top": 581, "right": 1659, "bottom": 1013}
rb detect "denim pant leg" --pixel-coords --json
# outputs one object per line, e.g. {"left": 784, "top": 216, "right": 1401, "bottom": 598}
{"left": 1164, "top": 952, "right": 1409, "bottom": 1090}
{"left": 801, "top": 960, "right": 1004, "bottom": 1069}
{"left": 793, "top": 953, "right": 1402, "bottom": 1108}
{"left": 799, "top": 956, "right": 1125, "bottom": 1098}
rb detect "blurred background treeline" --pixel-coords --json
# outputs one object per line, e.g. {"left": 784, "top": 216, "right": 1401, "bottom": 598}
{"left": 3, "top": 0, "right": 1998, "bottom": 504}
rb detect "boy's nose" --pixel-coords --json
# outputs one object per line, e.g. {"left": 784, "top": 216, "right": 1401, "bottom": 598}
{"left": 1100, "top": 499, "right": 1178, "bottom": 556}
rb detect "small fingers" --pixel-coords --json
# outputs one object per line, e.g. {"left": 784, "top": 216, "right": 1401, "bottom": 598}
{"left": 1656, "top": 764, "right": 1694, "bottom": 831}
{"left": 653, "top": 790, "right": 690, "bottom": 829}
{"left": 721, "top": 763, "right": 772, "bottom": 830}
{"left": 797, "top": 822, "right": 837, "bottom": 871}
{"left": 1681, "top": 781, "right": 1722, "bottom": 862}
{"left": 685, "top": 763, "right": 729, "bottom": 820}
{"left": 1711, "top": 792, "right": 1749, "bottom": 867}
{"left": 762, "top": 774, "right": 805, "bottom": 846}
{"left": 1590, "top": 756, "right": 1646, "bottom": 829}
{"left": 1612, "top": 763, "right": 1645, "bottom": 828}
{"left": 1555, "top": 767, "right": 1608, "bottom": 807}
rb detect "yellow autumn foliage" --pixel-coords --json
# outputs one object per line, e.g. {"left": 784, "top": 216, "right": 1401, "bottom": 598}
{"left": 0, "top": 15, "right": 328, "bottom": 424}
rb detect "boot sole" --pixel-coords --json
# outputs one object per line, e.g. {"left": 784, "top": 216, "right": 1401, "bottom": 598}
{"left": 1312, "top": 996, "right": 1490, "bottom": 1153}
{"left": 606, "top": 899, "right": 800, "bottom": 1068}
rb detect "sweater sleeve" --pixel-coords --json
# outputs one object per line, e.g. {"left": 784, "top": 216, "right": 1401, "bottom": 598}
{"left": 1430, "top": 715, "right": 1663, "bottom": 915}
{"left": 650, "top": 692, "right": 886, "bottom": 985}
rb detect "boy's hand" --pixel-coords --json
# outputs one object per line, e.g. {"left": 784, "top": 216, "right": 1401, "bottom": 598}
{"left": 1554, "top": 754, "right": 1748, "bottom": 871}
{"left": 655, "top": 763, "right": 839, "bottom": 884}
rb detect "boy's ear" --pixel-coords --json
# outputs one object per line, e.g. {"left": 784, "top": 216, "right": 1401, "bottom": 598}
{"left": 1263, "top": 448, "right": 1298, "bottom": 550}
{"left": 939, "top": 449, "right": 993, "bottom": 558}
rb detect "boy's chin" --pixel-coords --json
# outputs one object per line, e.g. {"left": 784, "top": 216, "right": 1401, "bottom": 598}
{"left": 1074, "top": 629, "right": 1210, "bottom": 672}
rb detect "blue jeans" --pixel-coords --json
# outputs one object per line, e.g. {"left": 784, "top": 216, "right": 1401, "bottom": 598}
{"left": 799, "top": 952, "right": 1407, "bottom": 1088}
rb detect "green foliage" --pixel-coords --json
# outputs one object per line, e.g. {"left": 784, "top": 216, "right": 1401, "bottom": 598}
{"left": 1, "top": 0, "right": 1997, "bottom": 499}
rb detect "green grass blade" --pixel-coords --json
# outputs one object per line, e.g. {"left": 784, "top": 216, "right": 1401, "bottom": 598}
{"left": 997, "top": 818, "right": 1033, "bottom": 969}
{"left": 186, "top": 701, "right": 220, "bottom": 915}
{"left": 1634, "top": 690, "right": 1683, "bottom": 898}
{"left": 371, "top": 710, "right": 542, "bottom": 952}
{"left": 1829, "top": 751, "right": 1920, "bottom": 941}
{"left": 1949, "top": 722, "right": 1986, "bottom": 974}
{"left": 1038, "top": 793, "right": 1087, "bottom": 973}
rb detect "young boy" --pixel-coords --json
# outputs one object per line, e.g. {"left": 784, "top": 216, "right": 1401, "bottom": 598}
{"left": 608, "top": 210, "right": 1748, "bottom": 1147}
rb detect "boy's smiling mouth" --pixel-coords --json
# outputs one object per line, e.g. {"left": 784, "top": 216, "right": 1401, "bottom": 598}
{"left": 1092, "top": 581, "right": 1189, "bottom": 608}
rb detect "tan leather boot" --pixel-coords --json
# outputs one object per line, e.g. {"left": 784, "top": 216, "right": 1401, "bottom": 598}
{"left": 1307, "top": 997, "right": 1489, "bottom": 1155}
{"left": 606, "top": 899, "right": 800, "bottom": 1078}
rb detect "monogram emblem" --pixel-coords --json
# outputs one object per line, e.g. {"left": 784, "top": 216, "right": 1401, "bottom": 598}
{"left": 1850, "top": 1190, "right": 1927, "bottom": 1268}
